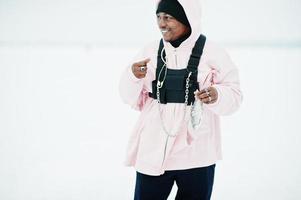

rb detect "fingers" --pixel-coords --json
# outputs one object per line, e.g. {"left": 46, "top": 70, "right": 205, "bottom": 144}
{"left": 195, "top": 87, "right": 218, "bottom": 104}
{"left": 132, "top": 64, "right": 148, "bottom": 78}
{"left": 132, "top": 58, "right": 150, "bottom": 79}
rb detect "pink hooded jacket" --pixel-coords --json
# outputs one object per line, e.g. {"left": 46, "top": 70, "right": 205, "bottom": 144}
{"left": 119, "top": 0, "right": 242, "bottom": 176}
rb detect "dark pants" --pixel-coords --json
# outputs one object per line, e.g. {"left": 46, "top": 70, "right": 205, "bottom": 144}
{"left": 134, "top": 164, "right": 215, "bottom": 200}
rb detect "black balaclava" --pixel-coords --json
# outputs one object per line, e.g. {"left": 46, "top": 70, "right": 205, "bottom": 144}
{"left": 156, "top": 0, "right": 191, "bottom": 47}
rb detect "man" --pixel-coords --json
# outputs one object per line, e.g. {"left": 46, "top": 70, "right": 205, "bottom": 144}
{"left": 119, "top": 0, "right": 242, "bottom": 199}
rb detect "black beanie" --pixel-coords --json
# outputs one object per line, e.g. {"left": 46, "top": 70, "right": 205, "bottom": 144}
{"left": 156, "top": 0, "right": 190, "bottom": 28}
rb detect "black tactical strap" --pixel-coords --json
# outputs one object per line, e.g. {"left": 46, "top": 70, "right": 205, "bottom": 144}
{"left": 187, "top": 34, "right": 206, "bottom": 73}
{"left": 156, "top": 39, "right": 165, "bottom": 81}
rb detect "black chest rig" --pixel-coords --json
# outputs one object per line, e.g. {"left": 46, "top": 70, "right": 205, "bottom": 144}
{"left": 149, "top": 34, "right": 206, "bottom": 105}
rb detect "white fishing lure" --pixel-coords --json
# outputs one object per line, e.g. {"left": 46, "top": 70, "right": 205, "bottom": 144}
{"left": 190, "top": 91, "right": 204, "bottom": 130}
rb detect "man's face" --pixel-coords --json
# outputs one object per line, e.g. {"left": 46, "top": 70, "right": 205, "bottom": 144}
{"left": 157, "top": 12, "right": 190, "bottom": 42}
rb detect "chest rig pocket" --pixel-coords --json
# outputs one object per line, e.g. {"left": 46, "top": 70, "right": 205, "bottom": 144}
{"left": 149, "top": 35, "right": 206, "bottom": 105}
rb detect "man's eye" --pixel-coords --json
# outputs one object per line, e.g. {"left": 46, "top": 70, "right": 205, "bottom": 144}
{"left": 166, "top": 16, "right": 174, "bottom": 20}
{"left": 157, "top": 15, "right": 173, "bottom": 21}
{"left": 164, "top": 16, "right": 172, "bottom": 20}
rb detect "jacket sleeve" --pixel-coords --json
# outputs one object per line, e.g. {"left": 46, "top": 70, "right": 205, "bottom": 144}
{"left": 204, "top": 46, "right": 243, "bottom": 116}
{"left": 119, "top": 47, "right": 154, "bottom": 111}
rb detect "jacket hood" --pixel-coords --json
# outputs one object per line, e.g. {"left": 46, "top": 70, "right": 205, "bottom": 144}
{"left": 156, "top": 0, "right": 203, "bottom": 47}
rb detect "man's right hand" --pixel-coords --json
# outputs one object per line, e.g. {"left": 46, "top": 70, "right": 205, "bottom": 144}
{"left": 131, "top": 58, "right": 150, "bottom": 79}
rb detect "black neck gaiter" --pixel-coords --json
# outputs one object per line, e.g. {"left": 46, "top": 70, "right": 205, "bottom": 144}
{"left": 170, "top": 29, "right": 191, "bottom": 48}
